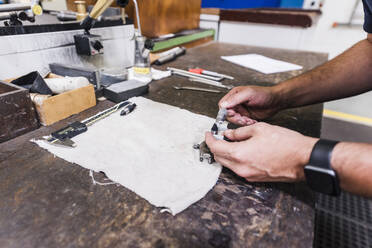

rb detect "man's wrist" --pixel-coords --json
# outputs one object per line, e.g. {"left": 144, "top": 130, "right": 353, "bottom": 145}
{"left": 272, "top": 83, "right": 294, "bottom": 110}
{"left": 330, "top": 142, "right": 345, "bottom": 187}
{"left": 297, "top": 136, "right": 319, "bottom": 180}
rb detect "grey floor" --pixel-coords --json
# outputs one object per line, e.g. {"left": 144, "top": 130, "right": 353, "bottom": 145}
{"left": 321, "top": 117, "right": 372, "bottom": 143}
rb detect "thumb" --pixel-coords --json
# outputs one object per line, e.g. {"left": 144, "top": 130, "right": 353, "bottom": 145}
{"left": 224, "top": 126, "right": 256, "bottom": 141}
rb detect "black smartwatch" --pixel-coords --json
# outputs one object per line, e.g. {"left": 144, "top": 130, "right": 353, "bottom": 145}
{"left": 304, "top": 139, "right": 341, "bottom": 196}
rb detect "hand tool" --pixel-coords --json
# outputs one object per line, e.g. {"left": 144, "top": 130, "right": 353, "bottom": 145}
{"left": 44, "top": 101, "right": 133, "bottom": 148}
{"left": 173, "top": 86, "right": 221, "bottom": 93}
{"left": 167, "top": 67, "right": 232, "bottom": 89}
{"left": 189, "top": 68, "right": 234, "bottom": 80}
{"left": 168, "top": 67, "right": 223, "bottom": 81}
{"left": 188, "top": 78, "right": 233, "bottom": 90}
{"left": 194, "top": 108, "right": 229, "bottom": 164}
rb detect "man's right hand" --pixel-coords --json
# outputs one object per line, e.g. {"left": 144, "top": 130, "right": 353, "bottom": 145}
{"left": 219, "top": 86, "right": 284, "bottom": 125}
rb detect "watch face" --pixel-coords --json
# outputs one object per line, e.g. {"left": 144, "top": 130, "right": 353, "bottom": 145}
{"left": 304, "top": 165, "right": 340, "bottom": 196}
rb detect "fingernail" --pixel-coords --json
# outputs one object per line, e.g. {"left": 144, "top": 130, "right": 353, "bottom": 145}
{"left": 220, "top": 101, "right": 228, "bottom": 108}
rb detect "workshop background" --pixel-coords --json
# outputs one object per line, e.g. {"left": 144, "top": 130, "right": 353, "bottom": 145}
{"left": 0, "top": 0, "right": 371, "bottom": 247}
{"left": 38, "top": 0, "right": 372, "bottom": 141}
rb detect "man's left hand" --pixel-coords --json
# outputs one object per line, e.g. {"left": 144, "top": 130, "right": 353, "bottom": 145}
{"left": 205, "top": 122, "right": 318, "bottom": 182}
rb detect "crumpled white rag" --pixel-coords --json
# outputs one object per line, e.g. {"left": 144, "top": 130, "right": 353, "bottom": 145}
{"left": 33, "top": 97, "right": 221, "bottom": 215}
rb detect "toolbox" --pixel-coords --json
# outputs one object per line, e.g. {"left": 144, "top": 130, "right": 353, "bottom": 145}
{"left": 0, "top": 81, "right": 39, "bottom": 143}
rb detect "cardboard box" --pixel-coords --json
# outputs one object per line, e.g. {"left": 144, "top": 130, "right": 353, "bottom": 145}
{"left": 34, "top": 84, "right": 96, "bottom": 126}
{"left": 0, "top": 81, "right": 39, "bottom": 143}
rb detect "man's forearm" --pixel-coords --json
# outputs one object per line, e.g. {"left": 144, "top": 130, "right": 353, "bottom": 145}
{"left": 274, "top": 36, "right": 372, "bottom": 109}
{"left": 329, "top": 142, "right": 372, "bottom": 197}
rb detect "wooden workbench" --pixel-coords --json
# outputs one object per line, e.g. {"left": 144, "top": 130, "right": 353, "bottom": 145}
{"left": 0, "top": 42, "right": 327, "bottom": 248}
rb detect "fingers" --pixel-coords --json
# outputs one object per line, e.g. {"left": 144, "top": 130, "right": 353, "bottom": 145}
{"left": 234, "top": 105, "right": 250, "bottom": 118}
{"left": 219, "top": 87, "right": 252, "bottom": 109}
{"left": 227, "top": 114, "right": 258, "bottom": 126}
{"left": 205, "top": 132, "right": 233, "bottom": 158}
{"left": 224, "top": 126, "right": 256, "bottom": 141}
{"left": 226, "top": 107, "right": 257, "bottom": 126}
{"left": 226, "top": 109, "right": 236, "bottom": 117}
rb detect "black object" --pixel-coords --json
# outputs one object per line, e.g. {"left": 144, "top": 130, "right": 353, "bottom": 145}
{"left": 74, "top": 33, "right": 104, "bottom": 56}
{"left": 0, "top": 19, "right": 126, "bottom": 37}
{"left": 304, "top": 139, "right": 341, "bottom": 196}
{"left": 120, "top": 103, "right": 136, "bottom": 116}
{"left": 51, "top": 121, "right": 87, "bottom": 141}
{"left": 11, "top": 71, "right": 53, "bottom": 95}
{"left": 4, "top": 11, "right": 35, "bottom": 27}
{"left": 80, "top": 0, "right": 129, "bottom": 32}
{"left": 80, "top": 15, "right": 96, "bottom": 32}
{"left": 104, "top": 80, "right": 148, "bottom": 103}
{"left": 116, "top": 0, "right": 130, "bottom": 7}
{"left": 145, "top": 39, "right": 155, "bottom": 50}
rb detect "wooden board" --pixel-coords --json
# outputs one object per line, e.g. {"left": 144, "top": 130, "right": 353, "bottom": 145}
{"left": 125, "top": 0, "right": 201, "bottom": 37}
{"left": 35, "top": 84, "right": 96, "bottom": 126}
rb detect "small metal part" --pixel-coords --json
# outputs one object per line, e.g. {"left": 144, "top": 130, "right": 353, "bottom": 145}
{"left": 193, "top": 141, "right": 215, "bottom": 164}
{"left": 46, "top": 137, "right": 76, "bottom": 148}
{"left": 201, "top": 70, "right": 234, "bottom": 80}
{"left": 212, "top": 108, "right": 228, "bottom": 140}
{"left": 194, "top": 108, "right": 229, "bottom": 165}
{"left": 173, "top": 86, "right": 221, "bottom": 93}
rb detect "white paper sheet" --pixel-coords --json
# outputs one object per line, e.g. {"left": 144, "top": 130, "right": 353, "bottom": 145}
{"left": 33, "top": 97, "right": 221, "bottom": 215}
{"left": 221, "top": 54, "right": 303, "bottom": 74}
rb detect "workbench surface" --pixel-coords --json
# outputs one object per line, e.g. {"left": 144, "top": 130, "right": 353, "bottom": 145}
{"left": 0, "top": 42, "right": 328, "bottom": 248}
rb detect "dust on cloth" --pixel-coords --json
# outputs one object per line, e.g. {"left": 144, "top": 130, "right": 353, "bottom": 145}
{"left": 33, "top": 97, "right": 222, "bottom": 215}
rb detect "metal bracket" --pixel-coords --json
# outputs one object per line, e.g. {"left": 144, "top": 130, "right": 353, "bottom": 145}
{"left": 193, "top": 141, "right": 215, "bottom": 164}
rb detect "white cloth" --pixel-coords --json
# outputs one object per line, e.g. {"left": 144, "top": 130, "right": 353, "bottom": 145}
{"left": 44, "top": 77, "right": 90, "bottom": 94}
{"left": 127, "top": 67, "right": 172, "bottom": 84}
{"left": 221, "top": 54, "right": 303, "bottom": 74}
{"left": 33, "top": 97, "right": 221, "bottom": 215}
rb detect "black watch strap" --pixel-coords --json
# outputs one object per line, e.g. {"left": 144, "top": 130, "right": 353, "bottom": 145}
{"left": 309, "top": 139, "right": 339, "bottom": 170}
{"left": 305, "top": 139, "right": 341, "bottom": 196}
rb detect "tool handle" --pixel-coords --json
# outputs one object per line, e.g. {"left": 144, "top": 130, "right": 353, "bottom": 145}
{"left": 51, "top": 121, "right": 87, "bottom": 140}
{"left": 120, "top": 103, "right": 137, "bottom": 116}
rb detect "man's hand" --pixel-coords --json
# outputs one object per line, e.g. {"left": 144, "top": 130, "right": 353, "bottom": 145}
{"left": 219, "top": 86, "right": 284, "bottom": 126}
{"left": 205, "top": 123, "right": 317, "bottom": 182}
